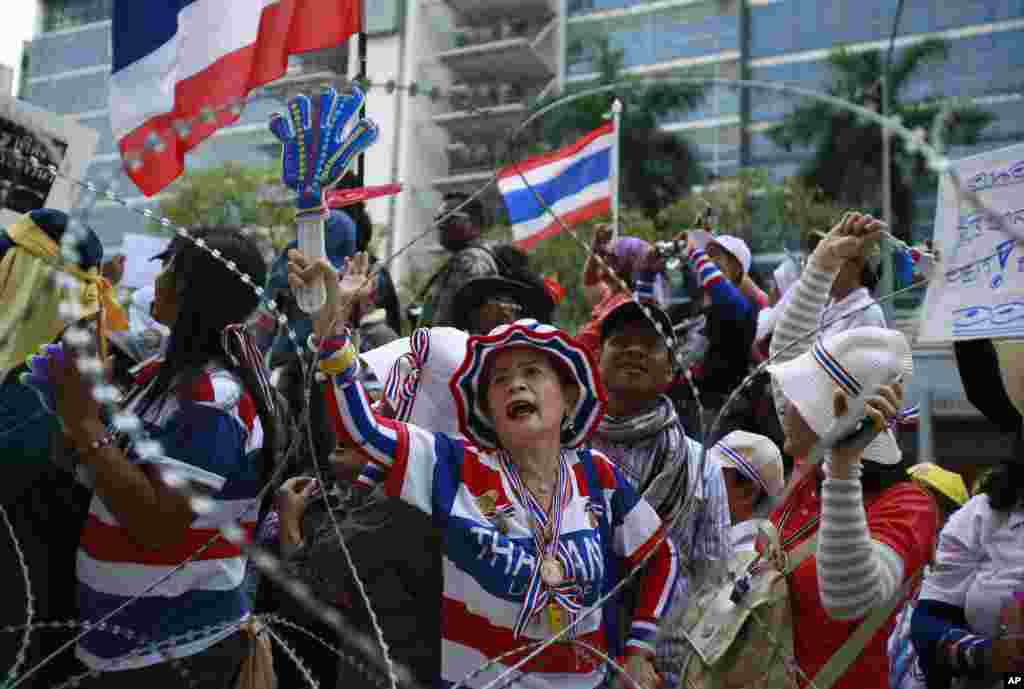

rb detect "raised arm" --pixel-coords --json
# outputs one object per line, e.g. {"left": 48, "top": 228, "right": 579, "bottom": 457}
{"left": 686, "top": 245, "right": 750, "bottom": 318}
{"left": 288, "top": 250, "right": 461, "bottom": 519}
{"left": 768, "top": 212, "right": 883, "bottom": 426}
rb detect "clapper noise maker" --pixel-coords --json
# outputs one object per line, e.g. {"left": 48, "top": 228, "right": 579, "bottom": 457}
{"left": 270, "top": 86, "right": 380, "bottom": 314}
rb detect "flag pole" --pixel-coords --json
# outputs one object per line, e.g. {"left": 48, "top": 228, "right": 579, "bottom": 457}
{"left": 610, "top": 98, "right": 622, "bottom": 241}
{"left": 356, "top": 0, "right": 368, "bottom": 186}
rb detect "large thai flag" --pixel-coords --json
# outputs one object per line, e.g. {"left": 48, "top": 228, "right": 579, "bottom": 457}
{"left": 111, "top": 0, "right": 362, "bottom": 197}
{"left": 497, "top": 123, "right": 613, "bottom": 250}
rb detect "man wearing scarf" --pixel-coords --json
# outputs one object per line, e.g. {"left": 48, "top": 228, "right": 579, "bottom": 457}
{"left": 589, "top": 293, "right": 732, "bottom": 689}
{"left": 0, "top": 208, "right": 128, "bottom": 686}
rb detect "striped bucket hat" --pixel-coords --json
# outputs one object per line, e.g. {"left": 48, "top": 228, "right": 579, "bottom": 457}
{"left": 450, "top": 319, "right": 607, "bottom": 450}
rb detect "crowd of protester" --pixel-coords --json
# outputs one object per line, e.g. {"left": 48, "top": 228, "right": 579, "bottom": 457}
{"left": 0, "top": 191, "right": 1021, "bottom": 689}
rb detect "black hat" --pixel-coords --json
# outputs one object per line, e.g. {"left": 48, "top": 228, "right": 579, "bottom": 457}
{"left": 954, "top": 338, "right": 1022, "bottom": 433}
{"left": 451, "top": 276, "right": 555, "bottom": 332}
{"left": 600, "top": 297, "right": 674, "bottom": 346}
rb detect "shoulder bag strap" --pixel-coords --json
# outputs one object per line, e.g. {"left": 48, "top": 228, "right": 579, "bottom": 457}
{"left": 578, "top": 449, "right": 622, "bottom": 659}
{"left": 810, "top": 568, "right": 925, "bottom": 689}
{"left": 783, "top": 533, "right": 818, "bottom": 574}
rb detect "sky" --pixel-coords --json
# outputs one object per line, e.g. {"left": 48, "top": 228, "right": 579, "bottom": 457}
{"left": 0, "top": 1, "right": 39, "bottom": 95}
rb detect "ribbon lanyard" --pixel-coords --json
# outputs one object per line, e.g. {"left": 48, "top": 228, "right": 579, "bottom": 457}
{"left": 747, "top": 474, "right": 820, "bottom": 579}
{"left": 500, "top": 452, "right": 582, "bottom": 639}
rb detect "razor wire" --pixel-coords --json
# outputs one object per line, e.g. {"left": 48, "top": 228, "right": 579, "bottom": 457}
{"left": 0, "top": 71, "right": 1015, "bottom": 689}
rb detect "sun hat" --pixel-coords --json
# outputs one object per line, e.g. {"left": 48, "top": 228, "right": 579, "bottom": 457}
{"left": 450, "top": 319, "right": 607, "bottom": 450}
{"left": 766, "top": 326, "right": 914, "bottom": 465}
{"left": 360, "top": 326, "right": 469, "bottom": 437}
{"left": 953, "top": 338, "right": 1024, "bottom": 434}
{"left": 907, "top": 462, "right": 969, "bottom": 508}
{"left": 709, "top": 235, "right": 752, "bottom": 275}
{"left": 710, "top": 430, "right": 785, "bottom": 498}
{"left": 451, "top": 276, "right": 556, "bottom": 332}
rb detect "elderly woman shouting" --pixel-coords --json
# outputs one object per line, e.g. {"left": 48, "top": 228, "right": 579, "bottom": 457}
{"left": 288, "top": 251, "right": 679, "bottom": 689}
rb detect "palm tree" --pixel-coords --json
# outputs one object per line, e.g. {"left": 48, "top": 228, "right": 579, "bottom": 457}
{"left": 767, "top": 39, "right": 993, "bottom": 239}
{"left": 530, "top": 37, "right": 706, "bottom": 220}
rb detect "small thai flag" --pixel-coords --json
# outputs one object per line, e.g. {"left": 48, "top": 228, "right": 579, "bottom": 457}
{"left": 497, "top": 123, "right": 613, "bottom": 250}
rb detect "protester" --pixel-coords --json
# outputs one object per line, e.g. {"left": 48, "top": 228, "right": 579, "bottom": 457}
{"left": 887, "top": 463, "right": 969, "bottom": 689}
{"left": 418, "top": 193, "right": 501, "bottom": 327}
{"left": 576, "top": 229, "right": 665, "bottom": 358}
{"left": 682, "top": 234, "right": 758, "bottom": 441}
{"left": 451, "top": 274, "right": 555, "bottom": 335}
{"left": 348, "top": 200, "right": 404, "bottom": 337}
{"left": 270, "top": 327, "right": 470, "bottom": 688}
{"left": 709, "top": 430, "right": 785, "bottom": 550}
{"left": 910, "top": 337, "right": 1024, "bottom": 689}
{"left": 756, "top": 253, "right": 802, "bottom": 350}
{"left": 0, "top": 209, "right": 128, "bottom": 687}
{"left": 589, "top": 293, "right": 731, "bottom": 687}
{"left": 818, "top": 237, "right": 886, "bottom": 337}
{"left": 765, "top": 211, "right": 939, "bottom": 689}
{"left": 910, "top": 457, "right": 1024, "bottom": 688}
{"left": 288, "top": 250, "right": 679, "bottom": 689}
{"left": 27, "top": 228, "right": 279, "bottom": 686}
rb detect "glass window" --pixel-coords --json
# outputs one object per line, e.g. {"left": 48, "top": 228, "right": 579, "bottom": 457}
{"left": 27, "top": 24, "right": 110, "bottom": 78}
{"left": 41, "top": 0, "right": 113, "bottom": 33}
{"left": 365, "top": 0, "right": 404, "bottom": 36}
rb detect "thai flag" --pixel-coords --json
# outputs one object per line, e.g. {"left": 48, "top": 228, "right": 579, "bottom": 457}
{"left": 497, "top": 123, "right": 613, "bottom": 250}
{"left": 111, "top": 0, "right": 362, "bottom": 197}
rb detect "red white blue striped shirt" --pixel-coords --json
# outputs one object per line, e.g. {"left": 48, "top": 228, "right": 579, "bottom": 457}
{"left": 76, "top": 363, "right": 263, "bottom": 670}
{"left": 320, "top": 341, "right": 679, "bottom": 689}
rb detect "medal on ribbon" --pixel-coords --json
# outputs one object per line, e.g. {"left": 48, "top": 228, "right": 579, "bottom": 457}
{"left": 500, "top": 451, "right": 583, "bottom": 639}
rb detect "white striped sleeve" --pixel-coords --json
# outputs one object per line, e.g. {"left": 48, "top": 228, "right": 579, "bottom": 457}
{"left": 768, "top": 262, "right": 838, "bottom": 425}
{"left": 816, "top": 467, "right": 905, "bottom": 621}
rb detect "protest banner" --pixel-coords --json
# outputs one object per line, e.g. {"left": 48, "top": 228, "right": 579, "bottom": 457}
{"left": 0, "top": 95, "right": 99, "bottom": 227}
{"left": 918, "top": 142, "right": 1024, "bottom": 343}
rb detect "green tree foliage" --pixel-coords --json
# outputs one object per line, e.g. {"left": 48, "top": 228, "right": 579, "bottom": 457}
{"left": 532, "top": 37, "right": 706, "bottom": 219}
{"left": 657, "top": 170, "right": 845, "bottom": 254}
{"left": 152, "top": 162, "right": 294, "bottom": 250}
{"left": 767, "top": 39, "right": 993, "bottom": 238}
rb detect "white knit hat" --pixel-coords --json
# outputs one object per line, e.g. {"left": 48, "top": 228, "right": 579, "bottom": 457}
{"left": 709, "top": 235, "right": 752, "bottom": 274}
{"left": 359, "top": 327, "right": 469, "bottom": 437}
{"left": 766, "top": 326, "right": 914, "bottom": 465}
{"left": 711, "top": 430, "right": 785, "bottom": 498}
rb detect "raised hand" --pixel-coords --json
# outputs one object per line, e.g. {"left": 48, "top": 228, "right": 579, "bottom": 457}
{"left": 812, "top": 212, "right": 886, "bottom": 272}
{"left": 287, "top": 250, "right": 372, "bottom": 339}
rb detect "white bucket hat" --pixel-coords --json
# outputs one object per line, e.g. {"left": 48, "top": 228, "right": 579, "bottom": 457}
{"left": 767, "top": 326, "right": 913, "bottom": 465}
{"left": 709, "top": 235, "right": 752, "bottom": 275}
{"left": 711, "top": 430, "right": 785, "bottom": 498}
{"left": 359, "top": 326, "right": 469, "bottom": 437}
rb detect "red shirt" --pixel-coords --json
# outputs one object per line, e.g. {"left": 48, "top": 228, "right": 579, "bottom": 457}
{"left": 770, "top": 472, "right": 938, "bottom": 689}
